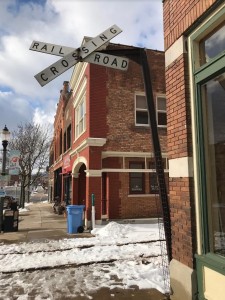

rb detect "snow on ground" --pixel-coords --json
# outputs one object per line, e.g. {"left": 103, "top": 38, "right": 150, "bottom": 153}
{"left": 0, "top": 222, "right": 169, "bottom": 299}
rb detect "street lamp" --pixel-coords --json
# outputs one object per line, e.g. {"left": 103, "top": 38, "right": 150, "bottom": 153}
{"left": 1, "top": 125, "right": 10, "bottom": 176}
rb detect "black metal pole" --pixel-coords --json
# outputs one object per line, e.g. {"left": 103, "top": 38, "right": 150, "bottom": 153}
{"left": 139, "top": 48, "right": 172, "bottom": 261}
{"left": 1, "top": 140, "right": 8, "bottom": 176}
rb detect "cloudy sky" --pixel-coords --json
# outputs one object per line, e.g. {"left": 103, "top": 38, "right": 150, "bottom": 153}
{"left": 0, "top": 0, "right": 163, "bottom": 134}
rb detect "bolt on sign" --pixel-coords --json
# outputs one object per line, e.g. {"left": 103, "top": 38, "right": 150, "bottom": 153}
{"left": 30, "top": 24, "right": 129, "bottom": 86}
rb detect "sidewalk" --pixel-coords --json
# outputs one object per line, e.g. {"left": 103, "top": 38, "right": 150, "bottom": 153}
{"left": 0, "top": 201, "right": 91, "bottom": 244}
{"left": 0, "top": 201, "right": 169, "bottom": 300}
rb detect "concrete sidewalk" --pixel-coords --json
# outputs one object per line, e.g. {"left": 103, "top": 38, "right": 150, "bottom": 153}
{"left": 0, "top": 201, "right": 91, "bottom": 244}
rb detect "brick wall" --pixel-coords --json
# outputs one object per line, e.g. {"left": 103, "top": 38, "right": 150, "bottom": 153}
{"left": 105, "top": 49, "right": 167, "bottom": 153}
{"left": 163, "top": 0, "right": 217, "bottom": 268}
{"left": 166, "top": 55, "right": 192, "bottom": 159}
{"left": 89, "top": 64, "right": 108, "bottom": 138}
{"left": 120, "top": 171, "right": 162, "bottom": 219}
{"left": 163, "top": 0, "right": 217, "bottom": 50}
{"left": 103, "top": 156, "right": 163, "bottom": 219}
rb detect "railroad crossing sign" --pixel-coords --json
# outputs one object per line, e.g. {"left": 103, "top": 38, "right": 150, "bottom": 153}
{"left": 30, "top": 24, "right": 129, "bottom": 86}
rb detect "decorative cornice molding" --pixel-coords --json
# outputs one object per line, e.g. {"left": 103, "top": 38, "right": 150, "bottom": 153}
{"left": 71, "top": 138, "right": 107, "bottom": 157}
{"left": 85, "top": 170, "right": 102, "bottom": 177}
{"left": 102, "top": 151, "right": 167, "bottom": 158}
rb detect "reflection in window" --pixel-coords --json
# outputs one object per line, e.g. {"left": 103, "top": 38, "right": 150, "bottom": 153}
{"left": 201, "top": 71, "right": 225, "bottom": 256}
{"left": 157, "top": 95, "right": 167, "bottom": 127}
{"left": 200, "top": 23, "right": 225, "bottom": 65}
{"left": 135, "top": 94, "right": 149, "bottom": 125}
{"left": 150, "top": 172, "right": 159, "bottom": 194}
{"left": 129, "top": 162, "right": 145, "bottom": 194}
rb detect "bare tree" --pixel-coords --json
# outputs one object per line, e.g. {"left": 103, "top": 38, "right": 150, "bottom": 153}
{"left": 10, "top": 123, "right": 51, "bottom": 208}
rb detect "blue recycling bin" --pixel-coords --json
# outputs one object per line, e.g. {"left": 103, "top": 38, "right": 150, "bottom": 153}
{"left": 66, "top": 205, "right": 85, "bottom": 234}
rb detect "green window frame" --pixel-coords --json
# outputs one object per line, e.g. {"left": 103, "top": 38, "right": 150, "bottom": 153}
{"left": 189, "top": 4, "right": 225, "bottom": 291}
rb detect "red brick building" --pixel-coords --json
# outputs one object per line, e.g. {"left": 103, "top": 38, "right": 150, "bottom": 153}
{"left": 163, "top": 0, "right": 225, "bottom": 299}
{"left": 49, "top": 42, "right": 168, "bottom": 227}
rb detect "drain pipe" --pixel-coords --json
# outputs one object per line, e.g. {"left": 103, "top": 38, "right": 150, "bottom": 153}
{"left": 91, "top": 193, "right": 95, "bottom": 229}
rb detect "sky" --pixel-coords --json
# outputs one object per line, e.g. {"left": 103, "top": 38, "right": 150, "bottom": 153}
{"left": 0, "top": 0, "right": 164, "bottom": 135}
{"left": 0, "top": 204, "right": 169, "bottom": 299}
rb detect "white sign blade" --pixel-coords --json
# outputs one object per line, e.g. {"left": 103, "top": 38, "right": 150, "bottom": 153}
{"left": 30, "top": 41, "right": 129, "bottom": 71}
{"left": 79, "top": 25, "right": 122, "bottom": 59}
{"left": 30, "top": 41, "right": 74, "bottom": 56}
{"left": 34, "top": 49, "right": 80, "bottom": 86}
{"left": 85, "top": 52, "right": 129, "bottom": 71}
{"left": 33, "top": 24, "right": 122, "bottom": 86}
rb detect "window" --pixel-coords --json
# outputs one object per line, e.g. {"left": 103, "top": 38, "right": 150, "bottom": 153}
{"left": 135, "top": 94, "right": 167, "bottom": 127}
{"left": 199, "top": 23, "right": 225, "bottom": 65}
{"left": 129, "top": 162, "right": 145, "bottom": 194}
{"left": 63, "top": 131, "right": 66, "bottom": 152}
{"left": 135, "top": 94, "right": 149, "bottom": 126}
{"left": 59, "top": 129, "right": 62, "bottom": 155}
{"left": 67, "top": 124, "right": 71, "bottom": 149}
{"left": 156, "top": 95, "right": 167, "bottom": 127}
{"left": 149, "top": 160, "right": 169, "bottom": 194}
{"left": 64, "top": 125, "right": 71, "bottom": 152}
{"left": 75, "top": 95, "right": 86, "bottom": 138}
{"left": 199, "top": 72, "right": 225, "bottom": 256}
{"left": 149, "top": 172, "right": 159, "bottom": 194}
{"left": 190, "top": 10, "right": 225, "bottom": 257}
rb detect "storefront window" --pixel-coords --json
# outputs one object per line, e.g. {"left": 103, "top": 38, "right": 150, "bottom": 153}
{"left": 200, "top": 71, "right": 225, "bottom": 256}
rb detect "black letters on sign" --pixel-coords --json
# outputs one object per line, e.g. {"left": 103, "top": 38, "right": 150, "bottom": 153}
{"left": 111, "top": 58, "right": 118, "bottom": 67}
{"left": 59, "top": 47, "right": 64, "bottom": 55}
{"left": 121, "top": 60, "right": 128, "bottom": 69}
{"left": 61, "top": 60, "right": 69, "bottom": 67}
{"left": 94, "top": 54, "right": 100, "bottom": 62}
{"left": 32, "top": 42, "right": 39, "bottom": 49}
{"left": 40, "top": 73, "right": 48, "bottom": 81}
{"left": 40, "top": 45, "right": 47, "bottom": 51}
{"left": 110, "top": 27, "right": 117, "bottom": 34}
{"left": 72, "top": 52, "right": 80, "bottom": 61}
{"left": 99, "top": 34, "right": 107, "bottom": 42}
{"left": 103, "top": 56, "right": 109, "bottom": 64}
{"left": 81, "top": 46, "right": 89, "bottom": 54}
{"left": 50, "top": 67, "right": 59, "bottom": 75}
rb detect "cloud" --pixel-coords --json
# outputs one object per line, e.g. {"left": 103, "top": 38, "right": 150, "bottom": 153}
{"left": 33, "top": 99, "right": 57, "bottom": 126}
{"left": 0, "top": 89, "right": 33, "bottom": 130}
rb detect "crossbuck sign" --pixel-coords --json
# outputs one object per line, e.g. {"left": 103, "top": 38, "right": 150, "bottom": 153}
{"left": 30, "top": 25, "right": 129, "bottom": 86}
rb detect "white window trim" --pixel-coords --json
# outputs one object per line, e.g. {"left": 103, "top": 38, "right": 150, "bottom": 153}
{"left": 135, "top": 92, "right": 167, "bottom": 128}
{"left": 75, "top": 93, "right": 86, "bottom": 140}
{"left": 134, "top": 92, "right": 149, "bottom": 127}
{"left": 156, "top": 94, "right": 167, "bottom": 128}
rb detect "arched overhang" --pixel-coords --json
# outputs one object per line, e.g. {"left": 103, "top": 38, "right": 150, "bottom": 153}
{"left": 72, "top": 156, "right": 88, "bottom": 177}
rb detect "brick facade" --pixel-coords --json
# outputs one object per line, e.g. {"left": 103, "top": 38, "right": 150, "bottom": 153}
{"left": 49, "top": 43, "right": 167, "bottom": 223}
{"left": 164, "top": 0, "right": 218, "bottom": 269}
{"left": 163, "top": 1, "right": 223, "bottom": 299}
{"left": 163, "top": 0, "right": 216, "bottom": 49}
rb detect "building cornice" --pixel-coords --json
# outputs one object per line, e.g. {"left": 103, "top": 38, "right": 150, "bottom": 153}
{"left": 102, "top": 151, "right": 167, "bottom": 158}
{"left": 70, "top": 137, "right": 107, "bottom": 157}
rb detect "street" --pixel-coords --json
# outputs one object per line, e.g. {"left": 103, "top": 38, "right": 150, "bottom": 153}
{"left": 4, "top": 186, "right": 48, "bottom": 204}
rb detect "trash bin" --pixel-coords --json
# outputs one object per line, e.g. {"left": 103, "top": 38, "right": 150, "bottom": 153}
{"left": 3, "top": 209, "right": 19, "bottom": 232}
{"left": 66, "top": 205, "right": 85, "bottom": 234}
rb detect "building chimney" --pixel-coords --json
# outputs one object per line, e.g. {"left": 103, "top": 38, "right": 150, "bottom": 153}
{"left": 63, "top": 81, "right": 69, "bottom": 93}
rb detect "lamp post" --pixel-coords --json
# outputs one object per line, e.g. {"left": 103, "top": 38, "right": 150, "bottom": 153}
{"left": 1, "top": 125, "right": 10, "bottom": 176}
{"left": 0, "top": 125, "right": 10, "bottom": 232}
